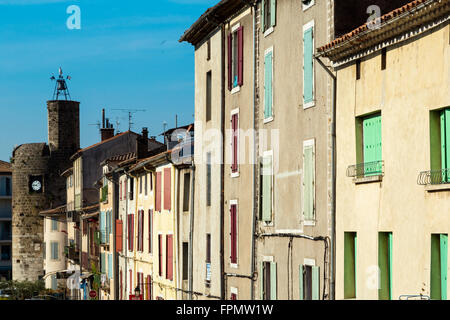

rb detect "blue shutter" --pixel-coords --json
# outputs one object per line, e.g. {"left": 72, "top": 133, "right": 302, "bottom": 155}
{"left": 303, "top": 25, "right": 314, "bottom": 104}
{"left": 108, "top": 253, "right": 113, "bottom": 279}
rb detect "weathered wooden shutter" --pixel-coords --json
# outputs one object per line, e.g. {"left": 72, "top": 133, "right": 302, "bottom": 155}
{"left": 441, "top": 234, "right": 448, "bottom": 300}
{"left": 164, "top": 168, "right": 171, "bottom": 211}
{"left": 441, "top": 110, "right": 450, "bottom": 181}
{"left": 156, "top": 172, "right": 162, "bottom": 211}
{"left": 116, "top": 219, "right": 123, "bottom": 253}
{"left": 228, "top": 33, "right": 232, "bottom": 91}
{"left": 303, "top": 25, "right": 314, "bottom": 104}
{"left": 166, "top": 235, "right": 173, "bottom": 280}
{"left": 232, "top": 114, "right": 238, "bottom": 173}
{"left": 131, "top": 214, "right": 134, "bottom": 252}
{"left": 262, "top": 154, "right": 273, "bottom": 222}
{"left": 237, "top": 26, "right": 244, "bottom": 86}
{"left": 270, "top": 0, "right": 276, "bottom": 27}
{"left": 159, "top": 235, "right": 163, "bottom": 276}
{"left": 264, "top": 51, "right": 273, "bottom": 119}
{"left": 230, "top": 204, "right": 237, "bottom": 264}
{"left": 270, "top": 262, "right": 277, "bottom": 300}
{"left": 149, "top": 209, "right": 153, "bottom": 254}
{"left": 303, "top": 142, "right": 315, "bottom": 221}
{"left": 312, "top": 266, "right": 320, "bottom": 300}
{"left": 147, "top": 275, "right": 152, "bottom": 300}
{"left": 299, "top": 265, "right": 304, "bottom": 300}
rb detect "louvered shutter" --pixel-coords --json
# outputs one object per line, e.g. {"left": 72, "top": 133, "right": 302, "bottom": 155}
{"left": 270, "top": 262, "right": 277, "bottom": 300}
{"left": 166, "top": 235, "right": 173, "bottom": 280}
{"left": 237, "top": 26, "right": 243, "bottom": 86}
{"left": 441, "top": 234, "right": 448, "bottom": 300}
{"left": 232, "top": 114, "right": 238, "bottom": 173}
{"left": 116, "top": 219, "right": 123, "bottom": 253}
{"left": 264, "top": 51, "right": 273, "bottom": 119}
{"left": 270, "top": 0, "right": 276, "bottom": 27}
{"left": 156, "top": 172, "right": 162, "bottom": 211}
{"left": 119, "top": 181, "right": 122, "bottom": 200}
{"left": 260, "top": 262, "right": 264, "bottom": 299}
{"left": 303, "top": 143, "right": 315, "bottom": 221}
{"left": 262, "top": 154, "right": 272, "bottom": 222}
{"left": 312, "top": 266, "right": 320, "bottom": 300}
{"left": 149, "top": 209, "right": 153, "bottom": 253}
{"left": 159, "top": 235, "right": 163, "bottom": 276}
{"left": 164, "top": 168, "right": 171, "bottom": 211}
{"left": 230, "top": 205, "right": 237, "bottom": 264}
{"left": 228, "top": 33, "right": 232, "bottom": 91}
{"left": 261, "top": 0, "right": 265, "bottom": 32}
{"left": 303, "top": 25, "right": 314, "bottom": 104}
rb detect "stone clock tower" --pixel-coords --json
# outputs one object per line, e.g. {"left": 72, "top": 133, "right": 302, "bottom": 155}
{"left": 11, "top": 70, "right": 80, "bottom": 281}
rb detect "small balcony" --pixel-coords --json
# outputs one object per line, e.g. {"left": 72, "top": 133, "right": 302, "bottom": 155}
{"left": 347, "top": 161, "right": 384, "bottom": 183}
{"left": 418, "top": 169, "right": 450, "bottom": 192}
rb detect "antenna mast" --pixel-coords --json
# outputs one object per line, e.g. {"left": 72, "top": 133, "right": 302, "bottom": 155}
{"left": 112, "top": 109, "right": 146, "bottom": 131}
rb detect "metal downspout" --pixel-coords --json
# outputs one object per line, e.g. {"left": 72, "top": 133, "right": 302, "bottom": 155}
{"left": 220, "top": 23, "right": 226, "bottom": 300}
{"left": 188, "top": 162, "right": 195, "bottom": 300}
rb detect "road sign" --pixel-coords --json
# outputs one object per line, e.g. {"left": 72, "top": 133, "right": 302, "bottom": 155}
{"left": 89, "top": 290, "right": 97, "bottom": 299}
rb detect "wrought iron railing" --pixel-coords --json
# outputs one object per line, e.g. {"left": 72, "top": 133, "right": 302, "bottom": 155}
{"left": 347, "top": 160, "right": 384, "bottom": 178}
{"left": 417, "top": 169, "right": 450, "bottom": 186}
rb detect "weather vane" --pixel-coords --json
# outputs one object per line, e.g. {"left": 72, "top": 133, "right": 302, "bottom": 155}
{"left": 50, "top": 67, "right": 72, "bottom": 100}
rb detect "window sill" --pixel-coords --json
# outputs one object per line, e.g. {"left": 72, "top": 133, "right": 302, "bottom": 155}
{"left": 230, "top": 263, "right": 238, "bottom": 269}
{"left": 263, "top": 116, "right": 274, "bottom": 124}
{"left": 425, "top": 184, "right": 450, "bottom": 192}
{"left": 264, "top": 27, "right": 274, "bottom": 38}
{"left": 303, "top": 101, "right": 315, "bottom": 110}
{"left": 231, "top": 171, "right": 240, "bottom": 178}
{"left": 303, "top": 220, "right": 316, "bottom": 227}
{"left": 231, "top": 86, "right": 241, "bottom": 95}
{"left": 353, "top": 175, "right": 383, "bottom": 184}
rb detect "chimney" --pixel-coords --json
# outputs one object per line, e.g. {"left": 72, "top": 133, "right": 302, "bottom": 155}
{"left": 100, "top": 109, "right": 115, "bottom": 141}
{"left": 136, "top": 127, "right": 149, "bottom": 159}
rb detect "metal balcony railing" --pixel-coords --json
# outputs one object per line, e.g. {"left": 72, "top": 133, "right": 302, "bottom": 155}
{"left": 347, "top": 160, "right": 384, "bottom": 178}
{"left": 417, "top": 169, "right": 450, "bottom": 186}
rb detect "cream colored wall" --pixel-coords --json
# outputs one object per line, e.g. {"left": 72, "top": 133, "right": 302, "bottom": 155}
{"left": 117, "top": 172, "right": 128, "bottom": 299}
{"left": 43, "top": 217, "right": 67, "bottom": 289}
{"left": 335, "top": 24, "right": 450, "bottom": 300}
{"left": 193, "top": 26, "right": 223, "bottom": 299}
{"left": 255, "top": 0, "right": 333, "bottom": 300}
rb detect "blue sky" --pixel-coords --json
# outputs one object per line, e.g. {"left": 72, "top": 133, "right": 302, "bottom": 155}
{"left": 0, "top": 0, "right": 216, "bottom": 161}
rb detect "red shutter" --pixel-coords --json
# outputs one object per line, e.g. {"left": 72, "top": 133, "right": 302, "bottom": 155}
{"left": 231, "top": 293, "right": 237, "bottom": 300}
{"left": 228, "top": 33, "right": 232, "bottom": 91}
{"left": 149, "top": 209, "right": 153, "bottom": 254}
{"left": 140, "top": 210, "right": 144, "bottom": 252}
{"left": 147, "top": 275, "right": 152, "bottom": 300}
{"left": 232, "top": 114, "right": 238, "bottom": 172}
{"left": 116, "top": 219, "right": 123, "bottom": 253}
{"left": 156, "top": 172, "right": 162, "bottom": 212}
{"left": 129, "top": 214, "right": 134, "bottom": 252}
{"left": 238, "top": 26, "right": 244, "bottom": 86}
{"left": 166, "top": 235, "right": 173, "bottom": 280}
{"left": 164, "top": 168, "right": 171, "bottom": 211}
{"left": 230, "top": 204, "right": 237, "bottom": 264}
{"left": 159, "top": 235, "right": 163, "bottom": 276}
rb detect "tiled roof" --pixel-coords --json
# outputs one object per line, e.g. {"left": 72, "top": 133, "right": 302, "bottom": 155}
{"left": 71, "top": 131, "right": 135, "bottom": 157}
{"left": 105, "top": 152, "right": 136, "bottom": 164}
{"left": 0, "top": 160, "right": 11, "bottom": 173}
{"left": 318, "top": 0, "right": 445, "bottom": 55}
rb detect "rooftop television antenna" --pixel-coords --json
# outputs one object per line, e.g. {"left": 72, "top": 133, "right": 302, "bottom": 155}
{"left": 112, "top": 109, "right": 146, "bottom": 131}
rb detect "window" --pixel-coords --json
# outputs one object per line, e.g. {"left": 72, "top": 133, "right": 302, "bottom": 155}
{"left": 303, "top": 139, "right": 315, "bottom": 224}
{"left": 206, "top": 71, "right": 212, "bottom": 122}
{"left": 139, "top": 176, "right": 143, "bottom": 195}
{"left": 430, "top": 234, "right": 447, "bottom": 300}
{"left": 261, "top": 261, "right": 277, "bottom": 300}
{"left": 119, "top": 181, "right": 122, "bottom": 200}
{"left": 231, "top": 288, "right": 238, "bottom": 300}
{"left": 381, "top": 48, "right": 387, "bottom": 70}
{"left": 1, "top": 245, "right": 11, "bottom": 261}
{"left": 206, "top": 153, "right": 211, "bottom": 207}
{"left": 261, "top": 0, "right": 276, "bottom": 34}
{"left": 303, "top": 21, "right": 315, "bottom": 108}
{"left": 430, "top": 108, "right": 450, "bottom": 183}
{"left": 183, "top": 173, "right": 191, "bottom": 212}
{"left": 123, "top": 178, "right": 127, "bottom": 200}
{"left": 231, "top": 110, "right": 239, "bottom": 174}
{"left": 261, "top": 151, "right": 273, "bottom": 223}
{"left": 166, "top": 234, "right": 173, "bottom": 281}
{"left": 182, "top": 242, "right": 189, "bottom": 281}
{"left": 299, "top": 263, "right": 319, "bottom": 300}
{"left": 101, "top": 253, "right": 106, "bottom": 274}
{"left": 158, "top": 235, "right": 163, "bottom": 277}
{"left": 51, "top": 275, "right": 57, "bottom": 290}
{"left": 344, "top": 232, "right": 357, "bottom": 299}
{"left": 42, "top": 242, "right": 45, "bottom": 260}
{"left": 137, "top": 210, "right": 144, "bottom": 252}
{"left": 148, "top": 209, "right": 153, "bottom": 254}
{"left": 227, "top": 24, "right": 243, "bottom": 91}
{"left": 51, "top": 219, "right": 58, "bottom": 232}
{"left": 5, "top": 177, "right": 10, "bottom": 196}
{"left": 116, "top": 219, "right": 123, "bottom": 253}
{"left": 264, "top": 48, "right": 273, "bottom": 121}
{"left": 356, "top": 113, "right": 382, "bottom": 176}
{"left": 156, "top": 172, "right": 162, "bottom": 212}
{"left": 145, "top": 174, "right": 148, "bottom": 196}
{"left": 129, "top": 177, "right": 134, "bottom": 200}
{"left": 146, "top": 275, "right": 152, "bottom": 300}
{"left": 230, "top": 201, "right": 238, "bottom": 265}
{"left": 164, "top": 168, "right": 171, "bottom": 211}
{"left": 378, "top": 232, "right": 393, "bottom": 300}
{"left": 128, "top": 214, "right": 134, "bottom": 251}
{"left": 206, "top": 234, "right": 211, "bottom": 285}
{"left": 51, "top": 242, "right": 59, "bottom": 260}
{"left": 207, "top": 39, "right": 211, "bottom": 61}
{"left": 356, "top": 59, "right": 361, "bottom": 80}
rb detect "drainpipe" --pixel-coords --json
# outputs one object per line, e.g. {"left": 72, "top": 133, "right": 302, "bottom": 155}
{"left": 250, "top": 2, "right": 257, "bottom": 301}
{"left": 125, "top": 170, "right": 138, "bottom": 298}
{"left": 220, "top": 22, "right": 226, "bottom": 301}
{"left": 174, "top": 166, "right": 180, "bottom": 300}
{"left": 188, "top": 162, "right": 195, "bottom": 300}
{"left": 111, "top": 171, "right": 119, "bottom": 300}
{"left": 315, "top": 54, "right": 336, "bottom": 300}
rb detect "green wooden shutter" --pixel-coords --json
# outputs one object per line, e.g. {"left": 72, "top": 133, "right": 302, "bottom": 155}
{"left": 344, "top": 232, "right": 356, "bottom": 299}
{"left": 441, "top": 234, "right": 448, "bottom": 300}
{"left": 260, "top": 262, "right": 264, "bottom": 300}
{"left": 262, "top": 155, "right": 272, "bottom": 222}
{"left": 388, "top": 232, "right": 393, "bottom": 300}
{"left": 363, "top": 114, "right": 382, "bottom": 176}
{"left": 270, "top": 262, "right": 277, "bottom": 300}
{"left": 431, "top": 234, "right": 441, "bottom": 300}
{"left": 378, "top": 232, "right": 390, "bottom": 300}
{"left": 303, "top": 26, "right": 314, "bottom": 104}
{"left": 303, "top": 144, "right": 314, "bottom": 221}
{"left": 261, "top": 0, "right": 265, "bottom": 32}
{"left": 312, "top": 266, "right": 320, "bottom": 300}
{"left": 270, "top": 0, "right": 276, "bottom": 27}
{"left": 355, "top": 234, "right": 358, "bottom": 296}
{"left": 264, "top": 51, "right": 273, "bottom": 119}
{"left": 299, "top": 265, "right": 304, "bottom": 300}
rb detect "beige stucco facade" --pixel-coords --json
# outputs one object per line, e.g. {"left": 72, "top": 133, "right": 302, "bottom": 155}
{"left": 333, "top": 14, "right": 450, "bottom": 299}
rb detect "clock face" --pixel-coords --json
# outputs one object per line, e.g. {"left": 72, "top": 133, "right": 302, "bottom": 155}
{"left": 31, "top": 180, "right": 42, "bottom": 191}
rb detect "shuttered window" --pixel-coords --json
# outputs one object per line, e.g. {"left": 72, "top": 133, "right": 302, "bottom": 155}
{"left": 128, "top": 214, "right": 134, "bottom": 252}
{"left": 158, "top": 235, "right": 163, "bottom": 277}
{"left": 156, "top": 172, "right": 162, "bottom": 212}
{"left": 129, "top": 177, "right": 134, "bottom": 200}
{"left": 183, "top": 173, "right": 191, "bottom": 212}
{"left": 100, "top": 211, "right": 106, "bottom": 243}
{"left": 231, "top": 113, "right": 239, "bottom": 173}
{"left": 431, "top": 234, "right": 448, "bottom": 300}
{"left": 264, "top": 49, "right": 273, "bottom": 119}
{"left": 261, "top": 0, "right": 276, "bottom": 32}
{"left": 146, "top": 275, "right": 152, "bottom": 300}
{"left": 303, "top": 21, "right": 314, "bottom": 107}
{"left": 261, "top": 153, "right": 273, "bottom": 222}
{"left": 206, "top": 153, "right": 212, "bottom": 207}
{"left": 116, "top": 219, "right": 123, "bottom": 253}
{"left": 166, "top": 235, "right": 173, "bottom": 281}
{"left": 51, "top": 242, "right": 59, "bottom": 260}
{"left": 299, "top": 265, "right": 320, "bottom": 300}
{"left": 303, "top": 140, "right": 315, "bottom": 223}
{"left": 148, "top": 209, "right": 153, "bottom": 254}
{"left": 440, "top": 109, "right": 450, "bottom": 182}
{"left": 119, "top": 270, "right": 122, "bottom": 300}
{"left": 145, "top": 174, "right": 148, "bottom": 196}
{"left": 230, "top": 203, "right": 238, "bottom": 264}
{"left": 164, "top": 168, "right": 171, "bottom": 211}
{"left": 107, "top": 253, "right": 113, "bottom": 277}
{"left": 344, "top": 232, "right": 357, "bottom": 299}
{"left": 362, "top": 113, "right": 382, "bottom": 176}
{"left": 260, "top": 261, "right": 277, "bottom": 300}
{"left": 100, "top": 252, "right": 106, "bottom": 274}
{"left": 378, "top": 232, "right": 393, "bottom": 300}
{"left": 227, "top": 26, "right": 243, "bottom": 90}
